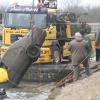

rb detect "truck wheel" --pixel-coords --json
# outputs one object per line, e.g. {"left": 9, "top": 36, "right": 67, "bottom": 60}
{"left": 26, "top": 45, "right": 40, "bottom": 60}
{"left": 53, "top": 48, "right": 61, "bottom": 64}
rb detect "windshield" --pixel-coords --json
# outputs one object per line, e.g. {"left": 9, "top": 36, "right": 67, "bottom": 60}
{"left": 33, "top": 14, "right": 47, "bottom": 29}
{"left": 4, "top": 13, "right": 47, "bottom": 29}
{"left": 4, "top": 13, "right": 31, "bottom": 28}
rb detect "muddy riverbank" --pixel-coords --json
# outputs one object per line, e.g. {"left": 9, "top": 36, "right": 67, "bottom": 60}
{"left": 4, "top": 82, "right": 58, "bottom": 100}
{"left": 55, "top": 65, "right": 100, "bottom": 100}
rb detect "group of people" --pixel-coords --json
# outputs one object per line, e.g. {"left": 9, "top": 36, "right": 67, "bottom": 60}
{"left": 68, "top": 31, "right": 93, "bottom": 81}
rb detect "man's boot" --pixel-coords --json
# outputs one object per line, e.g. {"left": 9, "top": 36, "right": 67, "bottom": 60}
{"left": 73, "top": 66, "right": 80, "bottom": 81}
{"left": 84, "top": 66, "right": 91, "bottom": 76}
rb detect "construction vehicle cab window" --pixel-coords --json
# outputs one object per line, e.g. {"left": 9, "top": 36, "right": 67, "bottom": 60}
{"left": 5, "top": 6, "right": 47, "bottom": 29}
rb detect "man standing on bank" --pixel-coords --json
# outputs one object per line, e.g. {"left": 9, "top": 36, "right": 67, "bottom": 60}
{"left": 68, "top": 32, "right": 91, "bottom": 81}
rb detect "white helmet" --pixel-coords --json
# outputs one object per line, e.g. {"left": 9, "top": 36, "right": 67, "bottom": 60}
{"left": 75, "top": 32, "right": 82, "bottom": 40}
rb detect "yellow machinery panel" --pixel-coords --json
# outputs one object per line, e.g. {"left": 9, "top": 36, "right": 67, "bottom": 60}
{"left": 66, "top": 22, "right": 72, "bottom": 38}
{"left": 2, "top": 28, "right": 29, "bottom": 45}
{"left": 0, "top": 68, "right": 8, "bottom": 83}
{"left": 36, "top": 47, "right": 51, "bottom": 63}
{"left": 42, "top": 26, "right": 56, "bottom": 46}
{"left": 63, "top": 42, "right": 71, "bottom": 57}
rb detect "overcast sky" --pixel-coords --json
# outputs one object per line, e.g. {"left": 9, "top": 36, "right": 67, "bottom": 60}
{"left": 79, "top": 0, "right": 100, "bottom": 7}
{"left": 15, "top": 0, "right": 100, "bottom": 7}
{"left": 11, "top": 0, "right": 100, "bottom": 7}
{"left": 0, "top": 0, "right": 100, "bottom": 12}
{"left": 58, "top": 0, "right": 100, "bottom": 8}
{"left": 1, "top": 0, "right": 100, "bottom": 6}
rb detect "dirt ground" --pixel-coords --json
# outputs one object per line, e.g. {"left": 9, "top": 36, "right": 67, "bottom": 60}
{"left": 55, "top": 66, "right": 100, "bottom": 100}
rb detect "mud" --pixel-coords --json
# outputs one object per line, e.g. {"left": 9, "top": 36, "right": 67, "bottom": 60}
{"left": 4, "top": 82, "right": 57, "bottom": 100}
{"left": 55, "top": 63, "right": 100, "bottom": 100}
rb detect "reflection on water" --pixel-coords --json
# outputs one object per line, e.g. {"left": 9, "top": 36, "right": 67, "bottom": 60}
{"left": 5, "top": 92, "right": 33, "bottom": 100}
{"left": 32, "top": 91, "right": 51, "bottom": 100}
{"left": 4, "top": 81, "right": 54, "bottom": 100}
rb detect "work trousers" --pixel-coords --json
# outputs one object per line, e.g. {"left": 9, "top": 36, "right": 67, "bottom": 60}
{"left": 73, "top": 59, "right": 90, "bottom": 81}
{"left": 96, "top": 48, "right": 100, "bottom": 61}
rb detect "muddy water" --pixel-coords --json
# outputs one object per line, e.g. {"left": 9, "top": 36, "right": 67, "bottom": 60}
{"left": 4, "top": 81, "right": 57, "bottom": 100}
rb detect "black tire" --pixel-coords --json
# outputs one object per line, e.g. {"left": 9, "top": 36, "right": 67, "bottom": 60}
{"left": 26, "top": 45, "right": 40, "bottom": 61}
{"left": 52, "top": 47, "right": 61, "bottom": 64}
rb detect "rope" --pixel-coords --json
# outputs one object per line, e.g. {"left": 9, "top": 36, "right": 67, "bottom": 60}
{"left": 50, "top": 54, "right": 90, "bottom": 91}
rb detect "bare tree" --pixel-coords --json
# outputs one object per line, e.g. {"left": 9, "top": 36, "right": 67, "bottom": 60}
{"left": 59, "top": 0, "right": 82, "bottom": 11}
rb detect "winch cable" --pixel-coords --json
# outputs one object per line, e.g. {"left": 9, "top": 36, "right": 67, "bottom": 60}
{"left": 50, "top": 54, "right": 90, "bottom": 91}
{"left": 38, "top": 54, "right": 91, "bottom": 94}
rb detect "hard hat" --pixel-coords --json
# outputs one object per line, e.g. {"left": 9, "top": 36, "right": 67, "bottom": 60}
{"left": 0, "top": 68, "right": 8, "bottom": 83}
{"left": 75, "top": 32, "right": 82, "bottom": 40}
{"left": 75, "top": 32, "right": 82, "bottom": 37}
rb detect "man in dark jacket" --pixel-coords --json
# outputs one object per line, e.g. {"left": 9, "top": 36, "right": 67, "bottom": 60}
{"left": 68, "top": 32, "right": 90, "bottom": 81}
